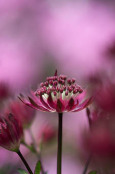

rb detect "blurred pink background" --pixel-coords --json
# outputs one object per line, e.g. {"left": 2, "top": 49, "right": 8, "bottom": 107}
{"left": 0, "top": 0, "right": 115, "bottom": 173}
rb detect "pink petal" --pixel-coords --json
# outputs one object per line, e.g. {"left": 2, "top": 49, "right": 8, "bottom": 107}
{"left": 56, "top": 99, "right": 65, "bottom": 113}
{"left": 28, "top": 97, "right": 50, "bottom": 112}
{"left": 47, "top": 93, "right": 56, "bottom": 111}
{"left": 72, "top": 97, "right": 92, "bottom": 112}
{"left": 66, "top": 98, "right": 79, "bottom": 111}
{"left": 40, "top": 95, "right": 54, "bottom": 111}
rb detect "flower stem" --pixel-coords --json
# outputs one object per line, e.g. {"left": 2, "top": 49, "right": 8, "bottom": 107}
{"left": 21, "top": 140, "right": 36, "bottom": 153}
{"left": 86, "top": 107, "right": 92, "bottom": 129}
{"left": 57, "top": 113, "right": 63, "bottom": 174}
{"left": 17, "top": 150, "right": 33, "bottom": 174}
{"left": 82, "top": 154, "right": 92, "bottom": 174}
{"left": 28, "top": 129, "right": 46, "bottom": 174}
{"left": 82, "top": 108, "right": 92, "bottom": 174}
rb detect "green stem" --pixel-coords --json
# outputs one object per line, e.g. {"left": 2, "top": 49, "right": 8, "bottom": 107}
{"left": 86, "top": 107, "right": 92, "bottom": 129}
{"left": 82, "top": 108, "right": 92, "bottom": 174}
{"left": 21, "top": 141, "right": 36, "bottom": 153}
{"left": 57, "top": 113, "right": 63, "bottom": 174}
{"left": 82, "top": 154, "right": 92, "bottom": 174}
{"left": 17, "top": 150, "right": 33, "bottom": 174}
{"left": 28, "top": 129, "right": 46, "bottom": 174}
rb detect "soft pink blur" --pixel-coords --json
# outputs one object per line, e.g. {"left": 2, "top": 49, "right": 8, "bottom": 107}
{"left": 0, "top": 1, "right": 115, "bottom": 174}
{"left": 0, "top": 0, "right": 48, "bottom": 93}
{"left": 40, "top": 2, "right": 115, "bottom": 80}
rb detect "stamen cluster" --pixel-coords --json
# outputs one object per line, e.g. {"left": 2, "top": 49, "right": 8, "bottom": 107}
{"left": 35, "top": 75, "right": 83, "bottom": 99}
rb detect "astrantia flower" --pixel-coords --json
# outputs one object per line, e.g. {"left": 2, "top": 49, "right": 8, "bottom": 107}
{"left": 38, "top": 124, "right": 56, "bottom": 143}
{"left": 82, "top": 109, "right": 115, "bottom": 174}
{"left": 0, "top": 113, "right": 23, "bottom": 152}
{"left": 83, "top": 115, "right": 115, "bottom": 159}
{"left": 88, "top": 74, "right": 115, "bottom": 113}
{"left": 0, "top": 83, "right": 10, "bottom": 100}
{"left": 0, "top": 82, "right": 12, "bottom": 104}
{"left": 19, "top": 71, "right": 92, "bottom": 113}
{"left": 5, "top": 100, "right": 36, "bottom": 129}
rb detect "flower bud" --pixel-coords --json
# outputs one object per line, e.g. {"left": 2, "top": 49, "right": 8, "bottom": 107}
{"left": 0, "top": 113, "right": 23, "bottom": 152}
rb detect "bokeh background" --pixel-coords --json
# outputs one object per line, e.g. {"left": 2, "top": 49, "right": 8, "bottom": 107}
{"left": 0, "top": 0, "right": 115, "bottom": 174}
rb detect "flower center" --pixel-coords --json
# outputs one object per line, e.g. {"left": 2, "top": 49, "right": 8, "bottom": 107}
{"left": 35, "top": 74, "right": 83, "bottom": 101}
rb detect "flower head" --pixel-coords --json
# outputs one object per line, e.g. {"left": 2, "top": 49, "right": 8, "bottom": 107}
{"left": 0, "top": 82, "right": 12, "bottom": 104}
{"left": 84, "top": 127, "right": 115, "bottom": 158}
{"left": 38, "top": 124, "right": 56, "bottom": 143}
{"left": 20, "top": 71, "right": 92, "bottom": 113}
{"left": 88, "top": 74, "right": 115, "bottom": 113}
{"left": 83, "top": 108, "right": 115, "bottom": 158}
{"left": 6, "top": 100, "right": 36, "bottom": 129}
{"left": 0, "top": 113, "right": 23, "bottom": 152}
{"left": 82, "top": 109, "right": 115, "bottom": 174}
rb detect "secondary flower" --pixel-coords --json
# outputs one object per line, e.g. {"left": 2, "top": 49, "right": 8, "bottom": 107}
{"left": 83, "top": 109, "right": 115, "bottom": 157}
{"left": 19, "top": 71, "right": 92, "bottom": 113}
{"left": 88, "top": 74, "right": 115, "bottom": 113}
{"left": 5, "top": 100, "right": 36, "bottom": 129}
{"left": 38, "top": 124, "right": 56, "bottom": 143}
{"left": 0, "top": 113, "right": 23, "bottom": 152}
{"left": 82, "top": 109, "right": 115, "bottom": 174}
{"left": 84, "top": 127, "right": 115, "bottom": 158}
{"left": 0, "top": 82, "right": 12, "bottom": 102}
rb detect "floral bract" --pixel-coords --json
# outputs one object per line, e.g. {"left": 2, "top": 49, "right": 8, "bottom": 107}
{"left": 20, "top": 71, "right": 92, "bottom": 113}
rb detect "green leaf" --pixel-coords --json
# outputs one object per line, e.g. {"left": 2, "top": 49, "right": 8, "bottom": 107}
{"left": 18, "top": 168, "right": 28, "bottom": 174}
{"left": 34, "top": 161, "right": 41, "bottom": 174}
{"left": 88, "top": 171, "right": 97, "bottom": 174}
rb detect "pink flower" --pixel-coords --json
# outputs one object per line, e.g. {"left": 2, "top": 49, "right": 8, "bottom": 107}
{"left": 83, "top": 109, "right": 115, "bottom": 158}
{"left": 88, "top": 74, "right": 115, "bottom": 113}
{"left": 104, "top": 40, "right": 115, "bottom": 60}
{"left": 82, "top": 109, "right": 115, "bottom": 174}
{"left": 95, "top": 83, "right": 115, "bottom": 113}
{"left": 0, "top": 82, "right": 11, "bottom": 101}
{"left": 5, "top": 100, "right": 36, "bottom": 128}
{"left": 85, "top": 127, "right": 115, "bottom": 158}
{"left": 38, "top": 124, "right": 56, "bottom": 143}
{"left": 0, "top": 113, "right": 23, "bottom": 152}
{"left": 19, "top": 71, "right": 92, "bottom": 113}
